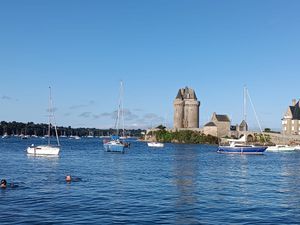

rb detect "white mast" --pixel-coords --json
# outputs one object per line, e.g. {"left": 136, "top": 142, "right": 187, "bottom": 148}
{"left": 49, "top": 86, "right": 60, "bottom": 146}
{"left": 121, "top": 81, "right": 125, "bottom": 137}
{"left": 48, "top": 87, "right": 51, "bottom": 146}
{"left": 246, "top": 88, "right": 267, "bottom": 143}
{"left": 115, "top": 81, "right": 124, "bottom": 136}
{"left": 243, "top": 85, "right": 247, "bottom": 124}
{"left": 243, "top": 86, "right": 247, "bottom": 144}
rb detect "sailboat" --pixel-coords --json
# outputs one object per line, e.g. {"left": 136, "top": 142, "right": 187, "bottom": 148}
{"left": 27, "top": 87, "right": 60, "bottom": 155}
{"left": 217, "top": 87, "right": 267, "bottom": 154}
{"left": 103, "top": 81, "right": 126, "bottom": 153}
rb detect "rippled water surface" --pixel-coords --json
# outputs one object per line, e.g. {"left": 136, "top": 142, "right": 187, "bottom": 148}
{"left": 1, "top": 137, "right": 300, "bottom": 224}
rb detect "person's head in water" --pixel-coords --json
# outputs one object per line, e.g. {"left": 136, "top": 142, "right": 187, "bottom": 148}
{"left": 1, "top": 179, "right": 7, "bottom": 188}
{"left": 65, "top": 175, "right": 72, "bottom": 182}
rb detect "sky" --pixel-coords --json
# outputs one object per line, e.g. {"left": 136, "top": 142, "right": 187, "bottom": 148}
{"left": 0, "top": 0, "right": 300, "bottom": 130}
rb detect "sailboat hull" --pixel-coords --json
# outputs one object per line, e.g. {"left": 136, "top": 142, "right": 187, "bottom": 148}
{"left": 103, "top": 141, "right": 125, "bottom": 153}
{"left": 27, "top": 145, "right": 60, "bottom": 155}
{"left": 217, "top": 146, "right": 267, "bottom": 154}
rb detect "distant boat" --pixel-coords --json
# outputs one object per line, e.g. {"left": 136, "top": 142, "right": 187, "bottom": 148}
{"left": 27, "top": 87, "right": 60, "bottom": 156}
{"left": 218, "top": 135, "right": 267, "bottom": 154}
{"left": 147, "top": 142, "right": 164, "bottom": 148}
{"left": 266, "top": 145, "right": 296, "bottom": 152}
{"left": 2, "top": 133, "right": 9, "bottom": 139}
{"left": 103, "top": 81, "right": 126, "bottom": 153}
{"left": 60, "top": 131, "right": 67, "bottom": 138}
{"left": 69, "top": 134, "right": 81, "bottom": 140}
{"left": 218, "top": 87, "right": 267, "bottom": 155}
{"left": 103, "top": 135, "right": 125, "bottom": 152}
{"left": 87, "top": 131, "right": 94, "bottom": 138}
{"left": 21, "top": 134, "right": 29, "bottom": 139}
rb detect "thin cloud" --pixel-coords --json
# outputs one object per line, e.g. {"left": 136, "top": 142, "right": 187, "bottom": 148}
{"left": 96, "top": 109, "right": 139, "bottom": 121}
{"left": 100, "top": 112, "right": 113, "bottom": 117}
{"left": 1, "top": 95, "right": 12, "bottom": 100}
{"left": 133, "top": 108, "right": 143, "bottom": 112}
{"left": 79, "top": 112, "right": 92, "bottom": 118}
{"left": 69, "top": 100, "right": 95, "bottom": 110}
{"left": 143, "top": 113, "right": 164, "bottom": 121}
{"left": 1, "top": 95, "right": 18, "bottom": 101}
{"left": 123, "top": 109, "right": 139, "bottom": 121}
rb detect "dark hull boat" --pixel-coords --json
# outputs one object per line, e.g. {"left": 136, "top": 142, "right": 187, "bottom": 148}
{"left": 217, "top": 145, "right": 267, "bottom": 154}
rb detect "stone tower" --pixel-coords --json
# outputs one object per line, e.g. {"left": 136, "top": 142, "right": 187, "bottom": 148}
{"left": 173, "top": 87, "right": 200, "bottom": 129}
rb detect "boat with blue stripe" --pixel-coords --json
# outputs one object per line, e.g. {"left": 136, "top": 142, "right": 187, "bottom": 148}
{"left": 218, "top": 134, "right": 267, "bottom": 154}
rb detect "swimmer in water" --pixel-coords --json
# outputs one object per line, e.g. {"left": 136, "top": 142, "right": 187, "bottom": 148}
{"left": 65, "top": 175, "right": 72, "bottom": 182}
{"left": 65, "top": 175, "right": 81, "bottom": 182}
{"left": 1, "top": 179, "right": 7, "bottom": 189}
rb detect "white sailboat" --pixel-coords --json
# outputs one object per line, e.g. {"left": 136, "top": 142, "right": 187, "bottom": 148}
{"left": 27, "top": 87, "right": 60, "bottom": 155}
{"left": 103, "top": 81, "right": 127, "bottom": 153}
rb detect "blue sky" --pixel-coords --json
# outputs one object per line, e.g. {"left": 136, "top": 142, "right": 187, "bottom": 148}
{"left": 0, "top": 1, "right": 300, "bottom": 130}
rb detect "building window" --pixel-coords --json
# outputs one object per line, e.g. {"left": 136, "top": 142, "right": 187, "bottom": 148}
{"left": 292, "top": 120, "right": 294, "bottom": 124}
{"left": 284, "top": 127, "right": 287, "bottom": 131}
{"left": 292, "top": 126, "right": 294, "bottom": 131}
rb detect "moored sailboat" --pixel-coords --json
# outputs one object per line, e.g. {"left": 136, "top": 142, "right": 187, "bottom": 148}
{"left": 27, "top": 87, "right": 60, "bottom": 155}
{"left": 218, "top": 87, "right": 267, "bottom": 154}
{"left": 218, "top": 135, "right": 267, "bottom": 154}
{"left": 103, "top": 81, "right": 126, "bottom": 153}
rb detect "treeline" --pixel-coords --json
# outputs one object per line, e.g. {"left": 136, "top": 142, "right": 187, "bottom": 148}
{"left": 0, "top": 121, "right": 145, "bottom": 137}
{"left": 149, "top": 129, "right": 219, "bottom": 145}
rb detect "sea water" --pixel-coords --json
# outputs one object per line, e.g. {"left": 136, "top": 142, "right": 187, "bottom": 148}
{"left": 1, "top": 137, "right": 300, "bottom": 224}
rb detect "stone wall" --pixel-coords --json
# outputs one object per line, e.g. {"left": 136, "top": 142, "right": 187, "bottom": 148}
{"left": 203, "top": 126, "right": 217, "bottom": 137}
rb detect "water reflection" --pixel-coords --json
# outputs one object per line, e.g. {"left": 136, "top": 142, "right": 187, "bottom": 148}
{"left": 27, "top": 154, "right": 60, "bottom": 159}
{"left": 277, "top": 153, "right": 300, "bottom": 210}
{"left": 173, "top": 145, "right": 199, "bottom": 224}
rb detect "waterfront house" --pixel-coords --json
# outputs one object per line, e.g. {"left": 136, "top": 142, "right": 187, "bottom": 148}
{"left": 210, "top": 112, "right": 231, "bottom": 138}
{"left": 282, "top": 99, "right": 300, "bottom": 135}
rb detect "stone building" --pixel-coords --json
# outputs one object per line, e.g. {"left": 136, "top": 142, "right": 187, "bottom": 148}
{"left": 210, "top": 112, "right": 231, "bottom": 138}
{"left": 203, "top": 122, "right": 218, "bottom": 137}
{"left": 173, "top": 87, "right": 200, "bottom": 129}
{"left": 239, "top": 120, "right": 248, "bottom": 132}
{"left": 282, "top": 99, "right": 300, "bottom": 135}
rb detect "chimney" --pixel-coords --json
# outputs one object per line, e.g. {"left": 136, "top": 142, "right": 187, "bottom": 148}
{"left": 292, "top": 99, "right": 296, "bottom": 106}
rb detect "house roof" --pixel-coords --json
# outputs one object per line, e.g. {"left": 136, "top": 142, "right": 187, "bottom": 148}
{"left": 289, "top": 101, "right": 300, "bottom": 120}
{"left": 239, "top": 120, "right": 248, "bottom": 127}
{"left": 215, "top": 114, "right": 230, "bottom": 122}
{"left": 204, "top": 122, "right": 216, "bottom": 127}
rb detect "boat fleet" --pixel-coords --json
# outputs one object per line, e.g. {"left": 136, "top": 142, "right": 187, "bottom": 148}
{"left": 2, "top": 84, "right": 300, "bottom": 155}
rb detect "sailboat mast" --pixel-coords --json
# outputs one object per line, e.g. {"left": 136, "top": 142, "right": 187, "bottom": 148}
{"left": 48, "top": 87, "right": 51, "bottom": 145}
{"left": 243, "top": 86, "right": 248, "bottom": 145}
{"left": 243, "top": 86, "right": 247, "bottom": 124}
{"left": 49, "top": 86, "right": 60, "bottom": 146}
{"left": 246, "top": 88, "right": 267, "bottom": 143}
{"left": 121, "top": 81, "right": 125, "bottom": 137}
{"left": 115, "top": 81, "right": 122, "bottom": 136}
